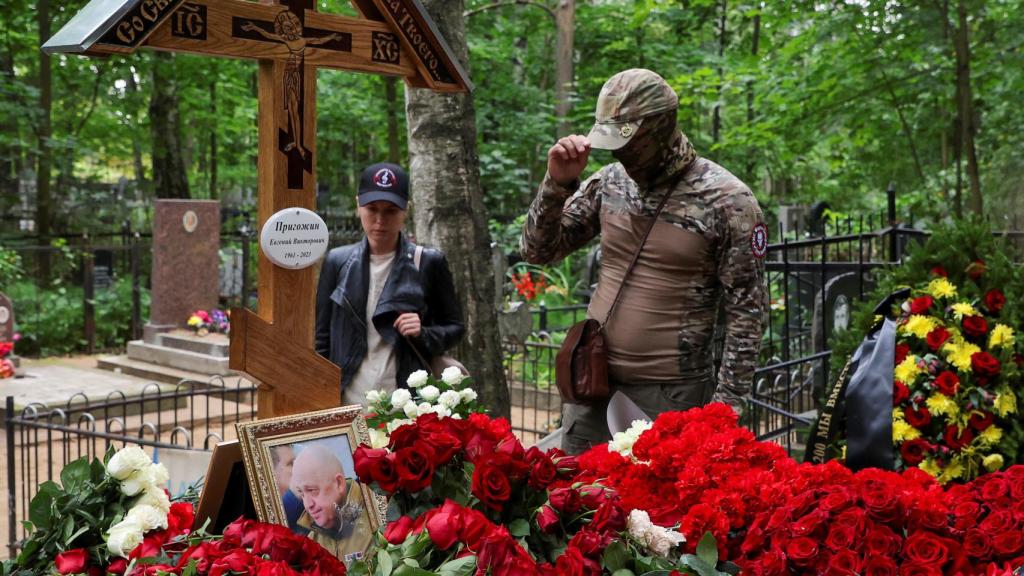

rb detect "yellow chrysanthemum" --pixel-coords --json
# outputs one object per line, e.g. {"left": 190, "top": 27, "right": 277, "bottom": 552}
{"left": 895, "top": 356, "right": 923, "bottom": 384}
{"left": 989, "top": 324, "right": 1016, "bottom": 349}
{"left": 944, "top": 340, "right": 981, "bottom": 372}
{"left": 983, "top": 454, "right": 1005, "bottom": 472}
{"left": 902, "top": 315, "right": 938, "bottom": 339}
{"left": 187, "top": 316, "right": 202, "bottom": 327}
{"left": 951, "top": 302, "right": 978, "bottom": 320}
{"left": 918, "top": 458, "right": 941, "bottom": 478}
{"left": 994, "top": 390, "right": 1018, "bottom": 417}
{"left": 926, "top": 393, "right": 960, "bottom": 418}
{"left": 927, "top": 278, "right": 958, "bottom": 299}
{"left": 893, "top": 408, "right": 905, "bottom": 422}
{"left": 939, "top": 459, "right": 964, "bottom": 483}
{"left": 979, "top": 425, "right": 1004, "bottom": 445}
{"left": 893, "top": 420, "right": 922, "bottom": 442}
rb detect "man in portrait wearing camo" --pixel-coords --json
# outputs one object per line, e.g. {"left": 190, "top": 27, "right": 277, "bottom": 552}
{"left": 521, "top": 68, "right": 767, "bottom": 455}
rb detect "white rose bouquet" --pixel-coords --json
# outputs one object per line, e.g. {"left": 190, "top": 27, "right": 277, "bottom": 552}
{"left": 363, "top": 367, "right": 483, "bottom": 447}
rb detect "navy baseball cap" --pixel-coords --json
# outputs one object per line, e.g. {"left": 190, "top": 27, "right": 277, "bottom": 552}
{"left": 357, "top": 162, "right": 409, "bottom": 210}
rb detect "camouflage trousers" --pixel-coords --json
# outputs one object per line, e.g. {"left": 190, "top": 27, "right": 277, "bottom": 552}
{"left": 560, "top": 377, "right": 716, "bottom": 455}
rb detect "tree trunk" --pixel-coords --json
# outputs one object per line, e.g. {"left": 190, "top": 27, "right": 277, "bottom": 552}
{"left": 126, "top": 70, "right": 147, "bottom": 189}
{"left": 0, "top": 41, "right": 18, "bottom": 203}
{"left": 405, "top": 0, "right": 510, "bottom": 418}
{"left": 744, "top": 10, "right": 759, "bottom": 181}
{"left": 36, "top": 0, "right": 53, "bottom": 279}
{"left": 385, "top": 77, "right": 400, "bottom": 163}
{"left": 712, "top": 0, "right": 726, "bottom": 149}
{"left": 554, "top": 0, "right": 575, "bottom": 137}
{"left": 955, "top": 0, "right": 982, "bottom": 214}
{"left": 210, "top": 73, "right": 218, "bottom": 199}
{"left": 149, "top": 52, "right": 190, "bottom": 199}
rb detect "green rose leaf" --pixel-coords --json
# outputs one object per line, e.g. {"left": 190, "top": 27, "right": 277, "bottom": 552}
{"left": 696, "top": 531, "right": 718, "bottom": 566}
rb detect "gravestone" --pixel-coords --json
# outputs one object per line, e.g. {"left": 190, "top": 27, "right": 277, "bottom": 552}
{"left": 144, "top": 200, "right": 221, "bottom": 343}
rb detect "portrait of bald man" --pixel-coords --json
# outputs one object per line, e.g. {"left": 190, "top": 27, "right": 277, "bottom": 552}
{"left": 287, "top": 441, "right": 374, "bottom": 564}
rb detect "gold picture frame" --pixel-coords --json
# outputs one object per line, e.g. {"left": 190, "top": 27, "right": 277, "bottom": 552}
{"left": 236, "top": 406, "right": 386, "bottom": 564}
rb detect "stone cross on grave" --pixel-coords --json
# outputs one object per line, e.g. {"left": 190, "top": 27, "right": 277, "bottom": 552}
{"left": 45, "top": 0, "right": 472, "bottom": 418}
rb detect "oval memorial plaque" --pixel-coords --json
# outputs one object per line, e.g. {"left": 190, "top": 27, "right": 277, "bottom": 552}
{"left": 259, "top": 208, "right": 330, "bottom": 270}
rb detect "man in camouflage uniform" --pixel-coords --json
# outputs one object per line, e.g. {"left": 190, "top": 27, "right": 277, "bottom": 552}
{"left": 521, "top": 69, "right": 767, "bottom": 454}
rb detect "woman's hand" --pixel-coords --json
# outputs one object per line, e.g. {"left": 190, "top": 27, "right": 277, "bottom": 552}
{"left": 394, "top": 312, "right": 422, "bottom": 338}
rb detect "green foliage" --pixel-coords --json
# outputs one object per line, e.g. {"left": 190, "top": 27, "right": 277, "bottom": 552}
{"left": 0, "top": 245, "right": 24, "bottom": 283}
{"left": 9, "top": 277, "right": 150, "bottom": 356}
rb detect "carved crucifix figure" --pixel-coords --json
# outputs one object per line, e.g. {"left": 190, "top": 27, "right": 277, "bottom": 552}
{"left": 44, "top": 0, "right": 472, "bottom": 418}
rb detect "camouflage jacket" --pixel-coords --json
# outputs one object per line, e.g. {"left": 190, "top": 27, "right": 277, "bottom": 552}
{"left": 520, "top": 159, "right": 767, "bottom": 396}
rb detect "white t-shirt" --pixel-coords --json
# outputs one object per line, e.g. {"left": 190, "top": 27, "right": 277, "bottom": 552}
{"left": 342, "top": 252, "right": 398, "bottom": 407}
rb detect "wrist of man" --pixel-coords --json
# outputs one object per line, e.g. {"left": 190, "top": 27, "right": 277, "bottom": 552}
{"left": 545, "top": 171, "right": 580, "bottom": 195}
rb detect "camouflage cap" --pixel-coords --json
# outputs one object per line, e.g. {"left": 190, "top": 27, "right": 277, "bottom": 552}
{"left": 586, "top": 69, "right": 679, "bottom": 151}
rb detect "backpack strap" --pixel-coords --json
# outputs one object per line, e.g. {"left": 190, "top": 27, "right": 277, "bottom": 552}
{"left": 414, "top": 244, "right": 423, "bottom": 271}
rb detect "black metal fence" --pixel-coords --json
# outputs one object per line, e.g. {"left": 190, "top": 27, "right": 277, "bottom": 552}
{"left": 2, "top": 376, "right": 258, "bottom": 558}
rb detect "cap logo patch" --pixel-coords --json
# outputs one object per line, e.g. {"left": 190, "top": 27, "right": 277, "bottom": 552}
{"left": 619, "top": 125, "right": 634, "bottom": 138}
{"left": 751, "top": 223, "right": 768, "bottom": 259}
{"left": 373, "top": 168, "right": 396, "bottom": 188}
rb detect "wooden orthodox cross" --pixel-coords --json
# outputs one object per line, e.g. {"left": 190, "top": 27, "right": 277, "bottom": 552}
{"left": 45, "top": 0, "right": 471, "bottom": 417}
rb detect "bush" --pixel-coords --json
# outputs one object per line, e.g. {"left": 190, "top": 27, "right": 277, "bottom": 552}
{"left": 8, "top": 277, "right": 150, "bottom": 357}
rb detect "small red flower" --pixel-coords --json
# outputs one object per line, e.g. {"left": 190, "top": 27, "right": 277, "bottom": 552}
{"left": 966, "top": 259, "right": 986, "bottom": 280}
{"left": 985, "top": 289, "right": 1007, "bottom": 314}
{"left": 943, "top": 425, "right": 975, "bottom": 450}
{"left": 930, "top": 266, "right": 948, "bottom": 277}
{"left": 899, "top": 439, "right": 932, "bottom": 466}
{"left": 54, "top": 548, "right": 89, "bottom": 575}
{"left": 904, "top": 406, "right": 932, "bottom": 428}
{"left": 910, "top": 296, "right": 934, "bottom": 315}
{"left": 934, "top": 371, "right": 960, "bottom": 396}
{"left": 893, "top": 380, "right": 910, "bottom": 406}
{"left": 926, "top": 327, "right": 951, "bottom": 351}
{"left": 895, "top": 343, "right": 911, "bottom": 365}
{"left": 962, "top": 315, "right": 989, "bottom": 339}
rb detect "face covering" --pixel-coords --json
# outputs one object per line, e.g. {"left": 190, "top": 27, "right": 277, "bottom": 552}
{"left": 611, "top": 110, "right": 697, "bottom": 191}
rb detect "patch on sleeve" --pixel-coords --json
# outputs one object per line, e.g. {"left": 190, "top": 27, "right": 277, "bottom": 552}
{"left": 750, "top": 223, "right": 768, "bottom": 259}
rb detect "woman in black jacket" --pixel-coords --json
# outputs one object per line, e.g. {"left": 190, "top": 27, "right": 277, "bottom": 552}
{"left": 314, "top": 163, "right": 464, "bottom": 406}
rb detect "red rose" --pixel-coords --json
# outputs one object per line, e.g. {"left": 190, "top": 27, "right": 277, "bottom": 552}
{"left": 992, "top": 531, "right": 1023, "bottom": 556}
{"left": 424, "top": 501, "right": 461, "bottom": 550}
{"left": 968, "top": 411, "right": 994, "bottom": 431}
{"left": 943, "top": 425, "right": 975, "bottom": 450}
{"left": 971, "top": 351, "right": 1001, "bottom": 381}
{"left": 167, "top": 502, "right": 195, "bottom": 536}
{"left": 898, "top": 564, "right": 944, "bottom": 576}
{"left": 55, "top": 548, "right": 89, "bottom": 575}
{"left": 900, "top": 439, "right": 932, "bottom": 466}
{"left": 980, "top": 477, "right": 1010, "bottom": 501}
{"left": 863, "top": 525, "right": 901, "bottom": 557}
{"left": 784, "top": 537, "right": 818, "bottom": 567}
{"left": 353, "top": 447, "right": 400, "bottom": 493}
{"left": 536, "top": 505, "right": 560, "bottom": 534}
{"left": 568, "top": 528, "right": 612, "bottom": 558}
{"left": 985, "top": 289, "right": 1007, "bottom": 314}
{"left": 458, "top": 508, "right": 492, "bottom": 550}
{"left": 823, "top": 549, "right": 860, "bottom": 576}
{"left": 903, "top": 531, "right": 951, "bottom": 565}
{"left": 904, "top": 406, "right": 932, "bottom": 428}
{"left": 926, "top": 327, "right": 951, "bottom": 351}
{"left": 209, "top": 550, "right": 254, "bottom": 575}
{"left": 861, "top": 481, "right": 901, "bottom": 523}
{"left": 528, "top": 454, "right": 557, "bottom": 490}
{"left": 423, "top": 432, "right": 463, "bottom": 466}
{"left": 892, "top": 380, "right": 910, "bottom": 406}
{"left": 548, "top": 487, "right": 583, "bottom": 515}
{"left": 590, "top": 499, "right": 627, "bottom": 532}
{"left": 394, "top": 443, "right": 436, "bottom": 493}
{"left": 863, "top": 556, "right": 897, "bottom": 576}
{"left": 962, "top": 315, "right": 989, "bottom": 339}
{"left": 895, "top": 344, "right": 911, "bottom": 365}
{"left": 967, "top": 259, "right": 986, "bottom": 280}
{"left": 384, "top": 515, "right": 416, "bottom": 544}
{"left": 554, "top": 544, "right": 602, "bottom": 576}
{"left": 930, "top": 266, "right": 948, "bottom": 277}
{"left": 910, "top": 296, "right": 934, "bottom": 315}
{"left": 962, "top": 529, "right": 992, "bottom": 558}
{"left": 388, "top": 420, "right": 421, "bottom": 450}
{"left": 471, "top": 456, "right": 513, "bottom": 510}
{"left": 933, "top": 371, "right": 959, "bottom": 396}
{"left": 105, "top": 559, "right": 128, "bottom": 576}
{"left": 981, "top": 510, "right": 1016, "bottom": 535}
{"left": 824, "top": 522, "right": 856, "bottom": 551}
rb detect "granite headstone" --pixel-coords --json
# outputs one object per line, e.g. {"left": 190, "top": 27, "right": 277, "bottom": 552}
{"left": 0, "top": 291, "right": 14, "bottom": 342}
{"left": 144, "top": 200, "right": 221, "bottom": 343}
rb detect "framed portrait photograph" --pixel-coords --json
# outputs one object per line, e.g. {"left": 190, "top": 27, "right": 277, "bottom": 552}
{"left": 236, "top": 406, "right": 386, "bottom": 565}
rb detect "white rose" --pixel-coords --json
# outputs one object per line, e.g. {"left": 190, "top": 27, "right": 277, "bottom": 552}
{"left": 430, "top": 405, "right": 451, "bottom": 418}
{"left": 145, "top": 463, "right": 170, "bottom": 487}
{"left": 390, "top": 389, "right": 412, "bottom": 410}
{"left": 106, "top": 447, "right": 152, "bottom": 481}
{"left": 438, "top": 390, "right": 461, "bottom": 409}
{"left": 119, "top": 470, "right": 152, "bottom": 497}
{"left": 134, "top": 485, "right": 171, "bottom": 514}
{"left": 416, "top": 402, "right": 434, "bottom": 417}
{"left": 107, "top": 518, "right": 145, "bottom": 558}
{"left": 366, "top": 390, "right": 382, "bottom": 404}
{"left": 647, "top": 527, "right": 685, "bottom": 557}
{"left": 419, "top": 385, "right": 440, "bottom": 402}
{"left": 368, "top": 428, "right": 389, "bottom": 449}
{"left": 450, "top": 413, "right": 462, "bottom": 420}
{"left": 406, "top": 370, "right": 430, "bottom": 388}
{"left": 459, "top": 388, "right": 478, "bottom": 403}
{"left": 627, "top": 509, "right": 654, "bottom": 540}
{"left": 126, "top": 504, "right": 168, "bottom": 532}
{"left": 403, "top": 401, "right": 420, "bottom": 419}
{"left": 440, "top": 366, "right": 465, "bottom": 387}
{"left": 386, "top": 418, "right": 413, "bottom": 433}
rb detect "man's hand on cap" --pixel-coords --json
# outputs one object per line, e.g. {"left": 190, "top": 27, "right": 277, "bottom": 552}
{"left": 547, "top": 135, "right": 591, "bottom": 187}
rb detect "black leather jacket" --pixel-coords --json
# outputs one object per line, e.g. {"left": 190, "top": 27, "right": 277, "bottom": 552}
{"left": 315, "top": 233, "right": 465, "bottom": 397}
